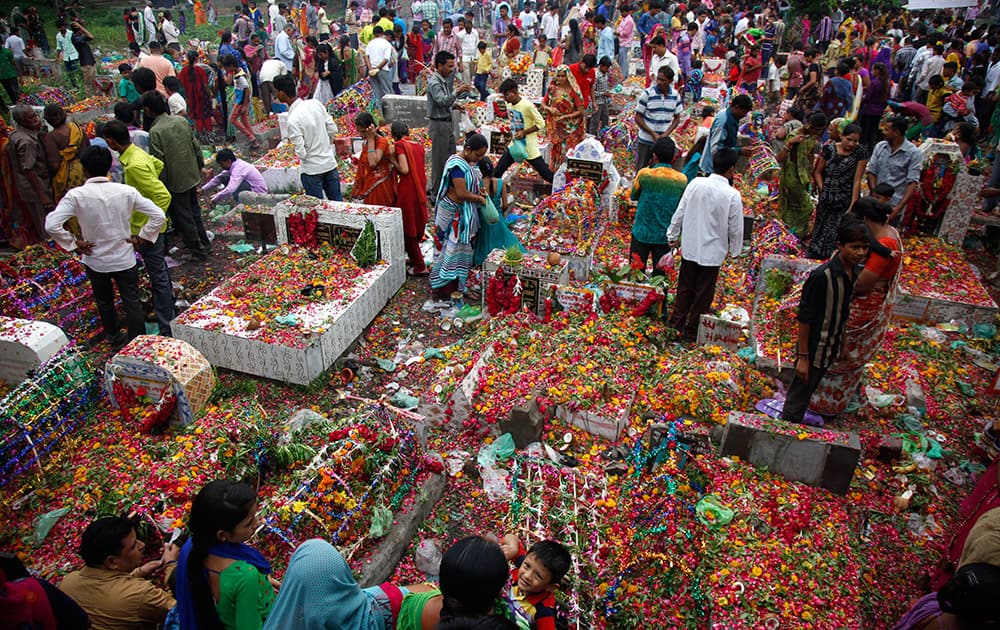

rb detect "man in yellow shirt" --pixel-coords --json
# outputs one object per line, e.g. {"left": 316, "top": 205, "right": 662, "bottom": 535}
{"left": 474, "top": 40, "right": 492, "bottom": 100}
{"left": 492, "top": 78, "right": 554, "bottom": 183}
{"left": 59, "top": 516, "right": 179, "bottom": 630}
{"left": 101, "top": 119, "right": 176, "bottom": 337}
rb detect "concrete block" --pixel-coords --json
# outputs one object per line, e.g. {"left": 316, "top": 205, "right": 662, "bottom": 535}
{"left": 382, "top": 95, "right": 440, "bottom": 129}
{"left": 499, "top": 394, "right": 545, "bottom": 449}
{"left": 357, "top": 473, "right": 446, "bottom": 587}
{"left": 719, "top": 411, "right": 862, "bottom": 496}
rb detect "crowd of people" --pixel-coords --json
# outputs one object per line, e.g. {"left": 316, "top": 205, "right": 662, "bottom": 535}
{"left": 5, "top": 478, "right": 574, "bottom": 630}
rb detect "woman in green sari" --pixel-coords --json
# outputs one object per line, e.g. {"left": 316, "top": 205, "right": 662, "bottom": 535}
{"left": 777, "top": 111, "right": 828, "bottom": 238}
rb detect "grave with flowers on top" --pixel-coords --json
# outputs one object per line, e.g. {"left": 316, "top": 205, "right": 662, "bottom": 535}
{"left": 172, "top": 197, "right": 405, "bottom": 385}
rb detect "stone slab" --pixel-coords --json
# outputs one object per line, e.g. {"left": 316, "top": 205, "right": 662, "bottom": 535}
{"left": 499, "top": 393, "right": 546, "bottom": 449}
{"left": 357, "top": 473, "right": 446, "bottom": 587}
{"left": 719, "top": 411, "right": 862, "bottom": 495}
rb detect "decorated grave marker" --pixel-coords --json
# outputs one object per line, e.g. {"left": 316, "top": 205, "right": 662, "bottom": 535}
{"left": 0, "top": 317, "right": 69, "bottom": 385}
{"left": 104, "top": 335, "right": 216, "bottom": 429}
{"left": 482, "top": 249, "right": 570, "bottom": 317}
{"left": 892, "top": 237, "right": 998, "bottom": 326}
{"left": 173, "top": 199, "right": 405, "bottom": 384}
{"left": 696, "top": 314, "right": 746, "bottom": 353}
{"left": 0, "top": 348, "right": 99, "bottom": 489}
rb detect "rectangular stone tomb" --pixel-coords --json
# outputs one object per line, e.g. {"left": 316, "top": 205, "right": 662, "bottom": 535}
{"left": 719, "top": 411, "right": 862, "bottom": 495}
{"left": 173, "top": 203, "right": 405, "bottom": 385}
{"left": 555, "top": 393, "right": 634, "bottom": 441}
{"left": 0, "top": 316, "right": 69, "bottom": 385}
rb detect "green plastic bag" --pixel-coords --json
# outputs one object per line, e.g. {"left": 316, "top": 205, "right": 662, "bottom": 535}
{"left": 368, "top": 504, "right": 393, "bottom": 538}
{"left": 696, "top": 495, "right": 734, "bottom": 528}
{"left": 480, "top": 196, "right": 500, "bottom": 225}
{"left": 30, "top": 507, "right": 70, "bottom": 547}
{"left": 477, "top": 433, "right": 517, "bottom": 467}
{"left": 508, "top": 139, "right": 529, "bottom": 162}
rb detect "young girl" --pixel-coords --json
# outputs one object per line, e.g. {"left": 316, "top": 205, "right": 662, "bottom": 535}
{"left": 222, "top": 55, "right": 261, "bottom": 151}
{"left": 175, "top": 480, "right": 277, "bottom": 629}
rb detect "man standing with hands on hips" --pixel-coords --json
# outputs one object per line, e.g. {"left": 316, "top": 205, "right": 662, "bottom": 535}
{"left": 427, "top": 50, "right": 473, "bottom": 197}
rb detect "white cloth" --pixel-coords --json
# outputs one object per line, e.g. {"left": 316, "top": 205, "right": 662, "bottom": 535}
{"left": 520, "top": 10, "right": 537, "bottom": 32}
{"left": 45, "top": 177, "right": 166, "bottom": 273}
{"left": 275, "top": 31, "right": 295, "bottom": 70}
{"left": 286, "top": 98, "right": 339, "bottom": 175}
{"left": 666, "top": 173, "right": 744, "bottom": 267}
{"left": 541, "top": 11, "right": 560, "bottom": 40}
{"left": 162, "top": 19, "right": 180, "bottom": 44}
{"left": 143, "top": 6, "right": 157, "bottom": 42}
{"left": 985, "top": 60, "right": 1000, "bottom": 96}
{"left": 4, "top": 34, "right": 25, "bottom": 58}
{"left": 366, "top": 36, "right": 393, "bottom": 73}
{"left": 259, "top": 58, "right": 288, "bottom": 83}
{"left": 457, "top": 27, "right": 480, "bottom": 58}
{"left": 269, "top": 2, "right": 281, "bottom": 27}
{"left": 167, "top": 92, "right": 187, "bottom": 115}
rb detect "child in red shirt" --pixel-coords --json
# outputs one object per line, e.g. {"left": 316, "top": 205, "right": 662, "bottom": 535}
{"left": 501, "top": 536, "right": 571, "bottom": 630}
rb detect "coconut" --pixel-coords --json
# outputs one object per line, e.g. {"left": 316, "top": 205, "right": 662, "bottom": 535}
{"left": 547, "top": 252, "right": 562, "bottom": 266}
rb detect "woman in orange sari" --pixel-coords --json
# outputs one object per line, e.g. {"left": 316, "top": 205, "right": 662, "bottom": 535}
{"left": 193, "top": 0, "right": 207, "bottom": 25}
{"left": 542, "top": 65, "right": 586, "bottom": 171}
{"left": 352, "top": 112, "right": 396, "bottom": 206}
{"left": 42, "top": 104, "right": 88, "bottom": 202}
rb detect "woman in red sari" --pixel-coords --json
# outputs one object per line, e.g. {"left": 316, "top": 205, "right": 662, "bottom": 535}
{"left": 0, "top": 125, "right": 39, "bottom": 249}
{"left": 179, "top": 50, "right": 214, "bottom": 132}
{"left": 811, "top": 197, "right": 901, "bottom": 419}
{"left": 388, "top": 121, "right": 429, "bottom": 275}
{"left": 352, "top": 112, "right": 396, "bottom": 207}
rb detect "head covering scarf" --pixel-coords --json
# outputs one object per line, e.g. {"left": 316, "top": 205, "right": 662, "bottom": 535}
{"left": 263, "top": 539, "right": 380, "bottom": 630}
{"left": 552, "top": 64, "right": 584, "bottom": 103}
{"left": 175, "top": 539, "right": 272, "bottom": 630}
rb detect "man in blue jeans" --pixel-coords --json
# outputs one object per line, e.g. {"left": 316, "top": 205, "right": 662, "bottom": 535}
{"left": 274, "top": 74, "right": 343, "bottom": 200}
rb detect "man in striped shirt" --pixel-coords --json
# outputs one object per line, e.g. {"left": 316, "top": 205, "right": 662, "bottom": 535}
{"left": 634, "top": 65, "right": 682, "bottom": 170}
{"left": 781, "top": 221, "right": 871, "bottom": 425}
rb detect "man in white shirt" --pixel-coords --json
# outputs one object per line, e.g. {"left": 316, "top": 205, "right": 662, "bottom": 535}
{"left": 365, "top": 26, "right": 394, "bottom": 114}
{"left": 456, "top": 18, "right": 480, "bottom": 84}
{"left": 273, "top": 74, "right": 342, "bottom": 200}
{"left": 648, "top": 36, "right": 678, "bottom": 86}
{"left": 541, "top": 4, "right": 560, "bottom": 48}
{"left": 5, "top": 27, "right": 26, "bottom": 75}
{"left": 161, "top": 12, "right": 180, "bottom": 45}
{"left": 666, "top": 148, "right": 744, "bottom": 341}
{"left": 519, "top": 2, "right": 538, "bottom": 52}
{"left": 269, "top": 0, "right": 282, "bottom": 31}
{"left": 274, "top": 24, "right": 296, "bottom": 71}
{"left": 734, "top": 14, "right": 750, "bottom": 38}
{"left": 45, "top": 145, "right": 166, "bottom": 348}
